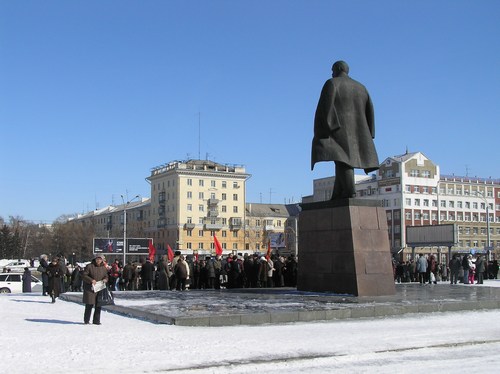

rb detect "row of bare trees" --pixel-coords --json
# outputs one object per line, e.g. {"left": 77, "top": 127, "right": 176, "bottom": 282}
{"left": 0, "top": 215, "right": 96, "bottom": 262}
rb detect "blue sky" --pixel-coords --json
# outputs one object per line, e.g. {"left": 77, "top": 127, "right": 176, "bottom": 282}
{"left": 1, "top": 0, "right": 499, "bottom": 223}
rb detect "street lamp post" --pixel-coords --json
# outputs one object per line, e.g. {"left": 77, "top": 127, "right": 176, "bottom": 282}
{"left": 121, "top": 195, "right": 140, "bottom": 265}
{"left": 477, "top": 191, "right": 491, "bottom": 260}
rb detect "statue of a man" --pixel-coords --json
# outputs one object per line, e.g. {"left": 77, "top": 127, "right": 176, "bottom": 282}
{"left": 311, "top": 61, "right": 379, "bottom": 199}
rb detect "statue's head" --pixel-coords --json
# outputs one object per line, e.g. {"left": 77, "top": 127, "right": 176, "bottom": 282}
{"left": 332, "top": 60, "right": 349, "bottom": 76}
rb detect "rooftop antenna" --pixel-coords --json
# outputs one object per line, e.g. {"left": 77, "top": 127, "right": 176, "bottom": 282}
{"left": 198, "top": 112, "right": 201, "bottom": 160}
{"left": 465, "top": 165, "right": 470, "bottom": 177}
{"left": 269, "top": 188, "right": 275, "bottom": 204}
{"left": 405, "top": 145, "right": 409, "bottom": 154}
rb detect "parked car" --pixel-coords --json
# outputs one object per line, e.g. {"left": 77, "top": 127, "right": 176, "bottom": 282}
{"left": 1, "top": 260, "right": 32, "bottom": 273}
{"left": 0, "top": 273, "right": 43, "bottom": 293}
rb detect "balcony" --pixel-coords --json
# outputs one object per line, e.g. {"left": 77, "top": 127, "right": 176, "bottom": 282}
{"left": 208, "top": 198, "right": 219, "bottom": 206}
{"left": 184, "top": 223, "right": 196, "bottom": 230}
{"left": 264, "top": 225, "right": 275, "bottom": 231}
{"left": 203, "top": 217, "right": 223, "bottom": 230}
{"left": 230, "top": 217, "right": 242, "bottom": 230}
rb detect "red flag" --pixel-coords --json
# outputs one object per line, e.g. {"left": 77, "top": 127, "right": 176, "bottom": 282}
{"left": 266, "top": 240, "right": 272, "bottom": 260}
{"left": 167, "top": 244, "right": 174, "bottom": 262}
{"left": 148, "top": 240, "right": 156, "bottom": 262}
{"left": 214, "top": 234, "right": 223, "bottom": 256}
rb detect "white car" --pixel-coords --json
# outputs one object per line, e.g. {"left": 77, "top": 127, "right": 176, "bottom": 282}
{"left": 0, "top": 273, "right": 43, "bottom": 294}
{"left": 1, "top": 260, "right": 32, "bottom": 273}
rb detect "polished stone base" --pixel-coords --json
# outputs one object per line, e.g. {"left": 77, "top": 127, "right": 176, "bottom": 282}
{"left": 297, "top": 199, "right": 396, "bottom": 296}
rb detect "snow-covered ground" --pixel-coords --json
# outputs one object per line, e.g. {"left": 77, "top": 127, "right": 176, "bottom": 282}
{"left": 1, "top": 286, "right": 500, "bottom": 373}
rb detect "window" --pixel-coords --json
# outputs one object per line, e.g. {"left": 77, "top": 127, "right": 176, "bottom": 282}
{"left": 187, "top": 191, "right": 192, "bottom": 199}
{"left": 386, "top": 170, "right": 394, "bottom": 178}
{"left": 473, "top": 202, "right": 478, "bottom": 209}
{"left": 222, "top": 231, "right": 227, "bottom": 237}
{"left": 199, "top": 205, "right": 204, "bottom": 212}
{"left": 233, "top": 182, "right": 239, "bottom": 188}
{"left": 405, "top": 198, "right": 411, "bottom": 206}
{"left": 221, "top": 205, "right": 227, "bottom": 213}
{"left": 233, "top": 194, "right": 238, "bottom": 201}
{"left": 405, "top": 185, "right": 411, "bottom": 193}
{"left": 465, "top": 202, "right": 470, "bottom": 209}
{"left": 199, "top": 192, "right": 204, "bottom": 199}
{"left": 415, "top": 212, "right": 421, "bottom": 219}
{"left": 449, "top": 201, "right": 454, "bottom": 208}
{"left": 222, "top": 181, "right": 227, "bottom": 188}
{"left": 222, "top": 218, "right": 227, "bottom": 225}
{"left": 387, "top": 212, "right": 392, "bottom": 221}
{"left": 233, "top": 206, "right": 238, "bottom": 213}
{"left": 421, "top": 170, "right": 430, "bottom": 178}
{"left": 187, "top": 204, "right": 192, "bottom": 211}
{"left": 394, "top": 225, "right": 400, "bottom": 233}
{"left": 457, "top": 201, "right": 463, "bottom": 208}
{"left": 198, "top": 243, "right": 204, "bottom": 249}
{"left": 432, "top": 213, "right": 437, "bottom": 221}
{"left": 414, "top": 199, "right": 420, "bottom": 206}
{"left": 410, "top": 170, "right": 419, "bottom": 177}
{"left": 186, "top": 230, "right": 192, "bottom": 237}
{"left": 423, "top": 213, "right": 429, "bottom": 220}
{"left": 186, "top": 242, "right": 192, "bottom": 249}
{"left": 199, "top": 180, "right": 204, "bottom": 187}
{"left": 423, "top": 199, "right": 429, "bottom": 207}
{"left": 405, "top": 212, "right": 411, "bottom": 220}
{"left": 233, "top": 231, "right": 238, "bottom": 238}
{"left": 440, "top": 200, "right": 446, "bottom": 207}
{"left": 187, "top": 217, "right": 192, "bottom": 223}
{"left": 198, "top": 230, "right": 204, "bottom": 237}
{"left": 211, "top": 180, "right": 216, "bottom": 187}
{"left": 187, "top": 178, "right": 192, "bottom": 186}
{"left": 394, "top": 211, "right": 400, "bottom": 220}
{"left": 222, "top": 193, "right": 227, "bottom": 200}
{"left": 432, "top": 187, "right": 437, "bottom": 194}
{"left": 423, "top": 186, "right": 429, "bottom": 194}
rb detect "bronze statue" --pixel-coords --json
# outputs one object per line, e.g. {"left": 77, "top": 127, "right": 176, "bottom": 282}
{"left": 311, "top": 61, "right": 379, "bottom": 199}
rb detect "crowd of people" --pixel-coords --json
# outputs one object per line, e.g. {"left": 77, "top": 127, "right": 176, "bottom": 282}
{"left": 36, "top": 252, "right": 299, "bottom": 295}
{"left": 393, "top": 254, "right": 499, "bottom": 285}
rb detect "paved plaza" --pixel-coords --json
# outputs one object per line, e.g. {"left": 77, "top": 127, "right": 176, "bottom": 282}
{"left": 60, "top": 281, "right": 500, "bottom": 326}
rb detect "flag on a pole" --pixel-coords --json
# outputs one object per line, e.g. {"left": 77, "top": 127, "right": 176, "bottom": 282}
{"left": 214, "top": 234, "right": 223, "bottom": 256}
{"left": 148, "top": 240, "right": 156, "bottom": 262}
{"left": 167, "top": 244, "right": 174, "bottom": 262}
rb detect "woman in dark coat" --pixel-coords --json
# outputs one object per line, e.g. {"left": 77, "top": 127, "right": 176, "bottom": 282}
{"left": 46, "top": 258, "right": 63, "bottom": 303}
{"left": 39, "top": 254, "right": 49, "bottom": 296}
{"left": 157, "top": 255, "right": 170, "bottom": 291}
{"left": 81, "top": 255, "right": 108, "bottom": 325}
{"left": 22, "top": 267, "right": 32, "bottom": 293}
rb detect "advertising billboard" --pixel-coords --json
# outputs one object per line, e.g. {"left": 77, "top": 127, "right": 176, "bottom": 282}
{"left": 93, "top": 238, "right": 152, "bottom": 255}
{"left": 94, "top": 238, "right": 124, "bottom": 254}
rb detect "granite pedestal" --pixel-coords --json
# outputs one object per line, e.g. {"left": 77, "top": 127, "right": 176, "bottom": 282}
{"left": 297, "top": 199, "right": 396, "bottom": 296}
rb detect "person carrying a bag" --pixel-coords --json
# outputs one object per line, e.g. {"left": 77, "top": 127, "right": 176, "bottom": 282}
{"left": 81, "top": 255, "right": 108, "bottom": 325}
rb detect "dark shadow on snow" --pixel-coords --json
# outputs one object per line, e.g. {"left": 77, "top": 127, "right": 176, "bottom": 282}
{"left": 25, "top": 318, "right": 83, "bottom": 325}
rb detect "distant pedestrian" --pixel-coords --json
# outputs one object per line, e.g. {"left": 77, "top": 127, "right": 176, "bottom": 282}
{"left": 449, "top": 255, "right": 461, "bottom": 284}
{"left": 140, "top": 259, "right": 155, "bottom": 290}
{"left": 39, "top": 254, "right": 49, "bottom": 296}
{"left": 174, "top": 256, "right": 189, "bottom": 291}
{"left": 475, "top": 255, "right": 485, "bottom": 284}
{"left": 462, "top": 255, "right": 470, "bottom": 284}
{"left": 46, "top": 258, "right": 63, "bottom": 303}
{"left": 22, "top": 267, "right": 32, "bottom": 293}
{"left": 416, "top": 254, "right": 428, "bottom": 285}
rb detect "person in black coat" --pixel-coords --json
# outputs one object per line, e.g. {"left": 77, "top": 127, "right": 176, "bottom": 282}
{"left": 22, "top": 267, "right": 32, "bottom": 293}
{"left": 46, "top": 258, "right": 63, "bottom": 303}
{"left": 39, "top": 254, "right": 49, "bottom": 296}
{"left": 140, "top": 259, "right": 154, "bottom": 290}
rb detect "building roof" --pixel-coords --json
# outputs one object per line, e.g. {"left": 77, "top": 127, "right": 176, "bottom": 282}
{"left": 246, "top": 203, "right": 300, "bottom": 218}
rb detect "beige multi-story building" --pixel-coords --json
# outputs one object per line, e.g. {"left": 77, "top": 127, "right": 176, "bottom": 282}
{"left": 147, "top": 159, "right": 250, "bottom": 255}
{"left": 309, "top": 151, "right": 500, "bottom": 262}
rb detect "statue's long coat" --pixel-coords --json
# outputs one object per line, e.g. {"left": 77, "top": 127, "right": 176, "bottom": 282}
{"left": 311, "top": 75, "right": 379, "bottom": 172}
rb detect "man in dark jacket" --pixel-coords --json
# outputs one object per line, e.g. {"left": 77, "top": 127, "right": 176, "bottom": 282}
{"left": 449, "top": 254, "right": 461, "bottom": 284}
{"left": 140, "top": 259, "right": 155, "bottom": 290}
{"left": 311, "top": 60, "right": 379, "bottom": 199}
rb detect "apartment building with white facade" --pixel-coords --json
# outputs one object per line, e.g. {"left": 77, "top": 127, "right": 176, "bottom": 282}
{"left": 310, "top": 152, "right": 500, "bottom": 261}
